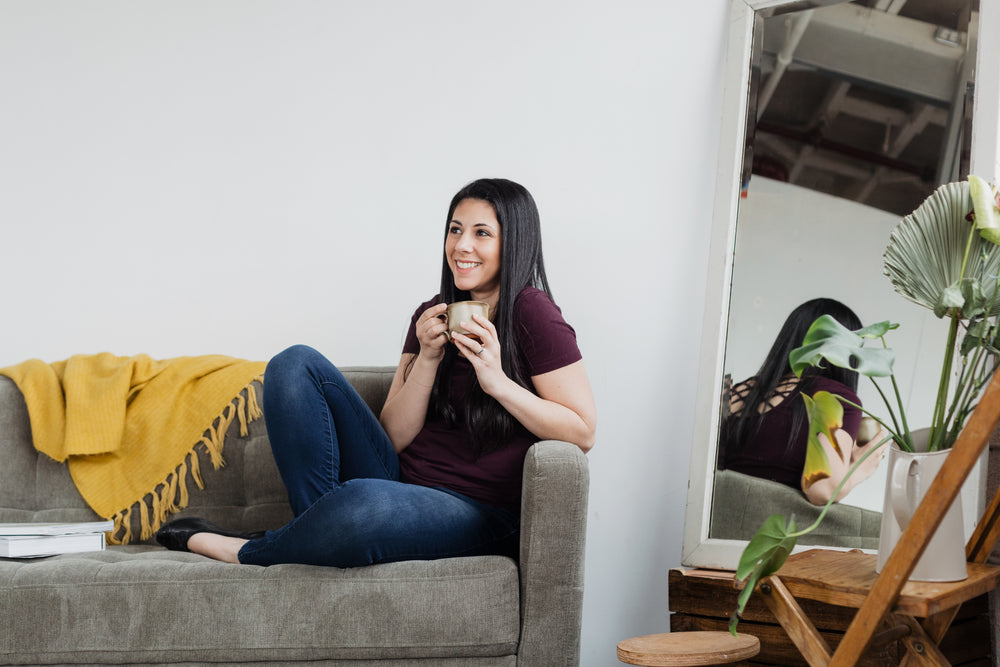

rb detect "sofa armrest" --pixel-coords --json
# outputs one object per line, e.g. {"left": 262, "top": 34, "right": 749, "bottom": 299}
{"left": 517, "top": 440, "right": 590, "bottom": 667}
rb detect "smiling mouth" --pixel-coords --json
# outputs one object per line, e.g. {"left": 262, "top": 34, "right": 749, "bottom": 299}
{"left": 456, "top": 261, "right": 481, "bottom": 270}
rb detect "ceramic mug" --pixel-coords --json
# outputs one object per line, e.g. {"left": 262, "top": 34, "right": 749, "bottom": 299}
{"left": 445, "top": 301, "right": 490, "bottom": 343}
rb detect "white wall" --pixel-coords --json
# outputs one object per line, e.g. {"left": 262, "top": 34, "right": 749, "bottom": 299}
{"left": 0, "top": 1, "right": 729, "bottom": 663}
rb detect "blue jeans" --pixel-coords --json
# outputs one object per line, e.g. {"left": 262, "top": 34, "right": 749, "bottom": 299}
{"left": 237, "top": 345, "right": 519, "bottom": 567}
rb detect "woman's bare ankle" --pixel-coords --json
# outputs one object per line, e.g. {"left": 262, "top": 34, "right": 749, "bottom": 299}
{"left": 187, "top": 533, "right": 247, "bottom": 563}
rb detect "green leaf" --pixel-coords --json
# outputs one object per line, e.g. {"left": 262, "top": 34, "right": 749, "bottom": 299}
{"left": 854, "top": 321, "right": 899, "bottom": 339}
{"left": 963, "top": 279, "right": 987, "bottom": 319}
{"left": 962, "top": 317, "right": 998, "bottom": 356}
{"left": 934, "top": 281, "right": 965, "bottom": 318}
{"left": 970, "top": 174, "right": 1000, "bottom": 245}
{"left": 801, "top": 391, "right": 843, "bottom": 485}
{"left": 729, "top": 514, "right": 798, "bottom": 635}
{"left": 788, "top": 315, "right": 895, "bottom": 378}
{"left": 934, "top": 279, "right": 986, "bottom": 319}
{"left": 885, "top": 179, "right": 1000, "bottom": 316}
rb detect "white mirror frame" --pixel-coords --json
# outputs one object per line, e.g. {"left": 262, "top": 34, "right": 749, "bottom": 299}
{"left": 682, "top": 0, "right": 1000, "bottom": 570}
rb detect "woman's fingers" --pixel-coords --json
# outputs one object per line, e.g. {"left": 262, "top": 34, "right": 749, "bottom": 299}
{"left": 417, "top": 304, "right": 450, "bottom": 353}
{"left": 853, "top": 428, "right": 890, "bottom": 461}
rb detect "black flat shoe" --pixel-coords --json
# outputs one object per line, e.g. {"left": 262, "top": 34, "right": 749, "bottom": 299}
{"left": 155, "top": 517, "right": 265, "bottom": 552}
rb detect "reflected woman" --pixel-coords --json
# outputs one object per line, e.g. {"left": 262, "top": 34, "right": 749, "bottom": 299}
{"left": 718, "top": 298, "right": 885, "bottom": 505}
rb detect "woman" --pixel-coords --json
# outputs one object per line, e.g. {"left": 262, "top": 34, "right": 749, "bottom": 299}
{"left": 718, "top": 298, "right": 884, "bottom": 505}
{"left": 156, "top": 178, "right": 597, "bottom": 566}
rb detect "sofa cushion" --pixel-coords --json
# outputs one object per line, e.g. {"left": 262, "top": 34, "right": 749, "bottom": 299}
{"left": 0, "top": 547, "right": 519, "bottom": 664}
{"left": 0, "top": 376, "right": 99, "bottom": 524}
{"left": 709, "top": 468, "right": 881, "bottom": 549}
{"left": 0, "top": 368, "right": 397, "bottom": 542}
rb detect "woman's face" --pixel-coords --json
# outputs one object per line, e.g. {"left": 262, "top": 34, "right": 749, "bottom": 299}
{"left": 446, "top": 198, "right": 502, "bottom": 307}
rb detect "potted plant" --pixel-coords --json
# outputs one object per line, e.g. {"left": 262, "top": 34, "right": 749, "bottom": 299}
{"left": 729, "top": 174, "right": 1000, "bottom": 633}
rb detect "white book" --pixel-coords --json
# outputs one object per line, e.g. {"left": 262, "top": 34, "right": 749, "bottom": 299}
{"left": 0, "top": 532, "right": 107, "bottom": 558}
{"left": 0, "top": 520, "right": 114, "bottom": 537}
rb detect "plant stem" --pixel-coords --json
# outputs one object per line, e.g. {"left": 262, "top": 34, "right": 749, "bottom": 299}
{"left": 930, "top": 313, "right": 960, "bottom": 451}
{"left": 876, "top": 335, "right": 910, "bottom": 448}
{"left": 944, "top": 337, "right": 984, "bottom": 438}
{"left": 932, "top": 221, "right": 982, "bottom": 450}
{"left": 833, "top": 395, "right": 905, "bottom": 452}
{"left": 887, "top": 373, "right": 911, "bottom": 449}
{"left": 868, "top": 377, "right": 903, "bottom": 441}
{"left": 790, "top": 432, "right": 892, "bottom": 538}
{"left": 947, "top": 352, "right": 1000, "bottom": 443}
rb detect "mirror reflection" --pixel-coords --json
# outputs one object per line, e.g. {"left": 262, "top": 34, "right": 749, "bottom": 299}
{"left": 709, "top": 0, "right": 978, "bottom": 547}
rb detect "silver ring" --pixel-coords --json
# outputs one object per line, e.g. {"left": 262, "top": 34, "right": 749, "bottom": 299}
{"left": 475, "top": 346, "right": 485, "bottom": 356}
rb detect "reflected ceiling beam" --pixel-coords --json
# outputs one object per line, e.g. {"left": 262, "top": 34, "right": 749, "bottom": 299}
{"left": 757, "top": 120, "right": 929, "bottom": 177}
{"left": 761, "top": 3, "right": 965, "bottom": 104}
{"left": 938, "top": 9, "right": 977, "bottom": 182}
{"left": 809, "top": 80, "right": 851, "bottom": 127}
{"left": 788, "top": 81, "right": 851, "bottom": 182}
{"left": 873, "top": 0, "right": 908, "bottom": 15}
{"left": 875, "top": 171, "right": 925, "bottom": 186}
{"left": 757, "top": 10, "right": 814, "bottom": 120}
{"left": 855, "top": 103, "right": 938, "bottom": 202}
{"left": 839, "top": 96, "right": 946, "bottom": 128}
{"left": 755, "top": 133, "right": 801, "bottom": 166}
{"left": 886, "top": 104, "right": 938, "bottom": 155}
{"left": 784, "top": 83, "right": 946, "bottom": 186}
{"left": 756, "top": 133, "right": 873, "bottom": 180}
{"left": 801, "top": 152, "right": 872, "bottom": 181}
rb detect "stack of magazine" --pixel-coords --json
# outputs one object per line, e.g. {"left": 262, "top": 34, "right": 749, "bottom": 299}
{"left": 0, "top": 520, "right": 114, "bottom": 558}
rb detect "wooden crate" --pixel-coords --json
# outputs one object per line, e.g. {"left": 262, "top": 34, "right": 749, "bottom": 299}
{"left": 668, "top": 567, "right": 991, "bottom": 666}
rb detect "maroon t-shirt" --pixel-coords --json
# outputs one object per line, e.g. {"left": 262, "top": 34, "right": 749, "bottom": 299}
{"left": 398, "top": 287, "right": 582, "bottom": 511}
{"left": 720, "top": 376, "right": 862, "bottom": 490}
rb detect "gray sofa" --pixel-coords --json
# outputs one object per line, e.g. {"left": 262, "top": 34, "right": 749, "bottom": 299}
{"left": 709, "top": 468, "right": 881, "bottom": 549}
{"left": 0, "top": 368, "right": 590, "bottom": 666}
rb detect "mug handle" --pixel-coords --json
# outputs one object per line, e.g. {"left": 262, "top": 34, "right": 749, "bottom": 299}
{"left": 891, "top": 456, "right": 919, "bottom": 527}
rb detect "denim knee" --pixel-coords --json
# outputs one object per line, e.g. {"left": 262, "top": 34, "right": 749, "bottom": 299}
{"left": 265, "top": 344, "right": 324, "bottom": 382}
{"left": 263, "top": 345, "right": 337, "bottom": 414}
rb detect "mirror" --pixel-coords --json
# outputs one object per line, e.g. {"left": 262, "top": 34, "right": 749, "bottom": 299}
{"left": 683, "top": 0, "right": 999, "bottom": 569}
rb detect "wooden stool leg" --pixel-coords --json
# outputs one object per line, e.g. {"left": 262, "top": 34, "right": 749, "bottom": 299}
{"left": 760, "top": 575, "right": 832, "bottom": 667}
{"left": 892, "top": 614, "right": 952, "bottom": 667}
{"left": 896, "top": 610, "right": 960, "bottom": 667}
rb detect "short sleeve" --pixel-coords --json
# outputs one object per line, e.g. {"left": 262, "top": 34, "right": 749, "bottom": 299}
{"left": 810, "top": 376, "right": 862, "bottom": 440}
{"left": 513, "top": 288, "right": 582, "bottom": 376}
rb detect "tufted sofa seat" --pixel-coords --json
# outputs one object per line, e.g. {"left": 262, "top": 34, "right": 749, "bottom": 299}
{"left": 0, "top": 368, "right": 590, "bottom": 666}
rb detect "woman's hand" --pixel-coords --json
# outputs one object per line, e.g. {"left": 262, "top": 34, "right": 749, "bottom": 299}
{"left": 802, "top": 427, "right": 887, "bottom": 505}
{"left": 450, "top": 313, "right": 508, "bottom": 395}
{"left": 380, "top": 303, "right": 449, "bottom": 452}
{"left": 415, "top": 303, "right": 450, "bottom": 362}
{"left": 451, "top": 312, "right": 597, "bottom": 452}
{"left": 850, "top": 427, "right": 889, "bottom": 481}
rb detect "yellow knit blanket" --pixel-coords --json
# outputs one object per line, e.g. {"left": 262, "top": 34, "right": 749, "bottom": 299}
{"left": 0, "top": 353, "right": 267, "bottom": 544}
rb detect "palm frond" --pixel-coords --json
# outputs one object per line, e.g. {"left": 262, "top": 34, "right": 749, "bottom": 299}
{"left": 883, "top": 181, "right": 1000, "bottom": 317}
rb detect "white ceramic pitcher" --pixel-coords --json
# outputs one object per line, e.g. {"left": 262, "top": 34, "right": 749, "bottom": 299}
{"left": 875, "top": 428, "right": 966, "bottom": 582}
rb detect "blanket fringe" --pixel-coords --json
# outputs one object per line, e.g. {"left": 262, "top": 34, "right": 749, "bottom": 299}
{"left": 107, "top": 376, "right": 265, "bottom": 544}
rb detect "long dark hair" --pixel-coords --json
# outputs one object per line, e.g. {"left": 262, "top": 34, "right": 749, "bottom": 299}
{"left": 724, "top": 298, "right": 861, "bottom": 458}
{"left": 428, "top": 178, "right": 552, "bottom": 454}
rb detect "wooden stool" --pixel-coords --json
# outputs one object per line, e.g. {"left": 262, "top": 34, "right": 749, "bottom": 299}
{"left": 617, "top": 631, "right": 760, "bottom": 666}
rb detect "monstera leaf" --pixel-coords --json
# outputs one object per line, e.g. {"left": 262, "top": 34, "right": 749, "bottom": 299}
{"left": 801, "top": 391, "right": 843, "bottom": 486}
{"left": 883, "top": 180, "right": 1000, "bottom": 317}
{"left": 788, "top": 315, "right": 896, "bottom": 379}
{"left": 729, "top": 514, "right": 798, "bottom": 636}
